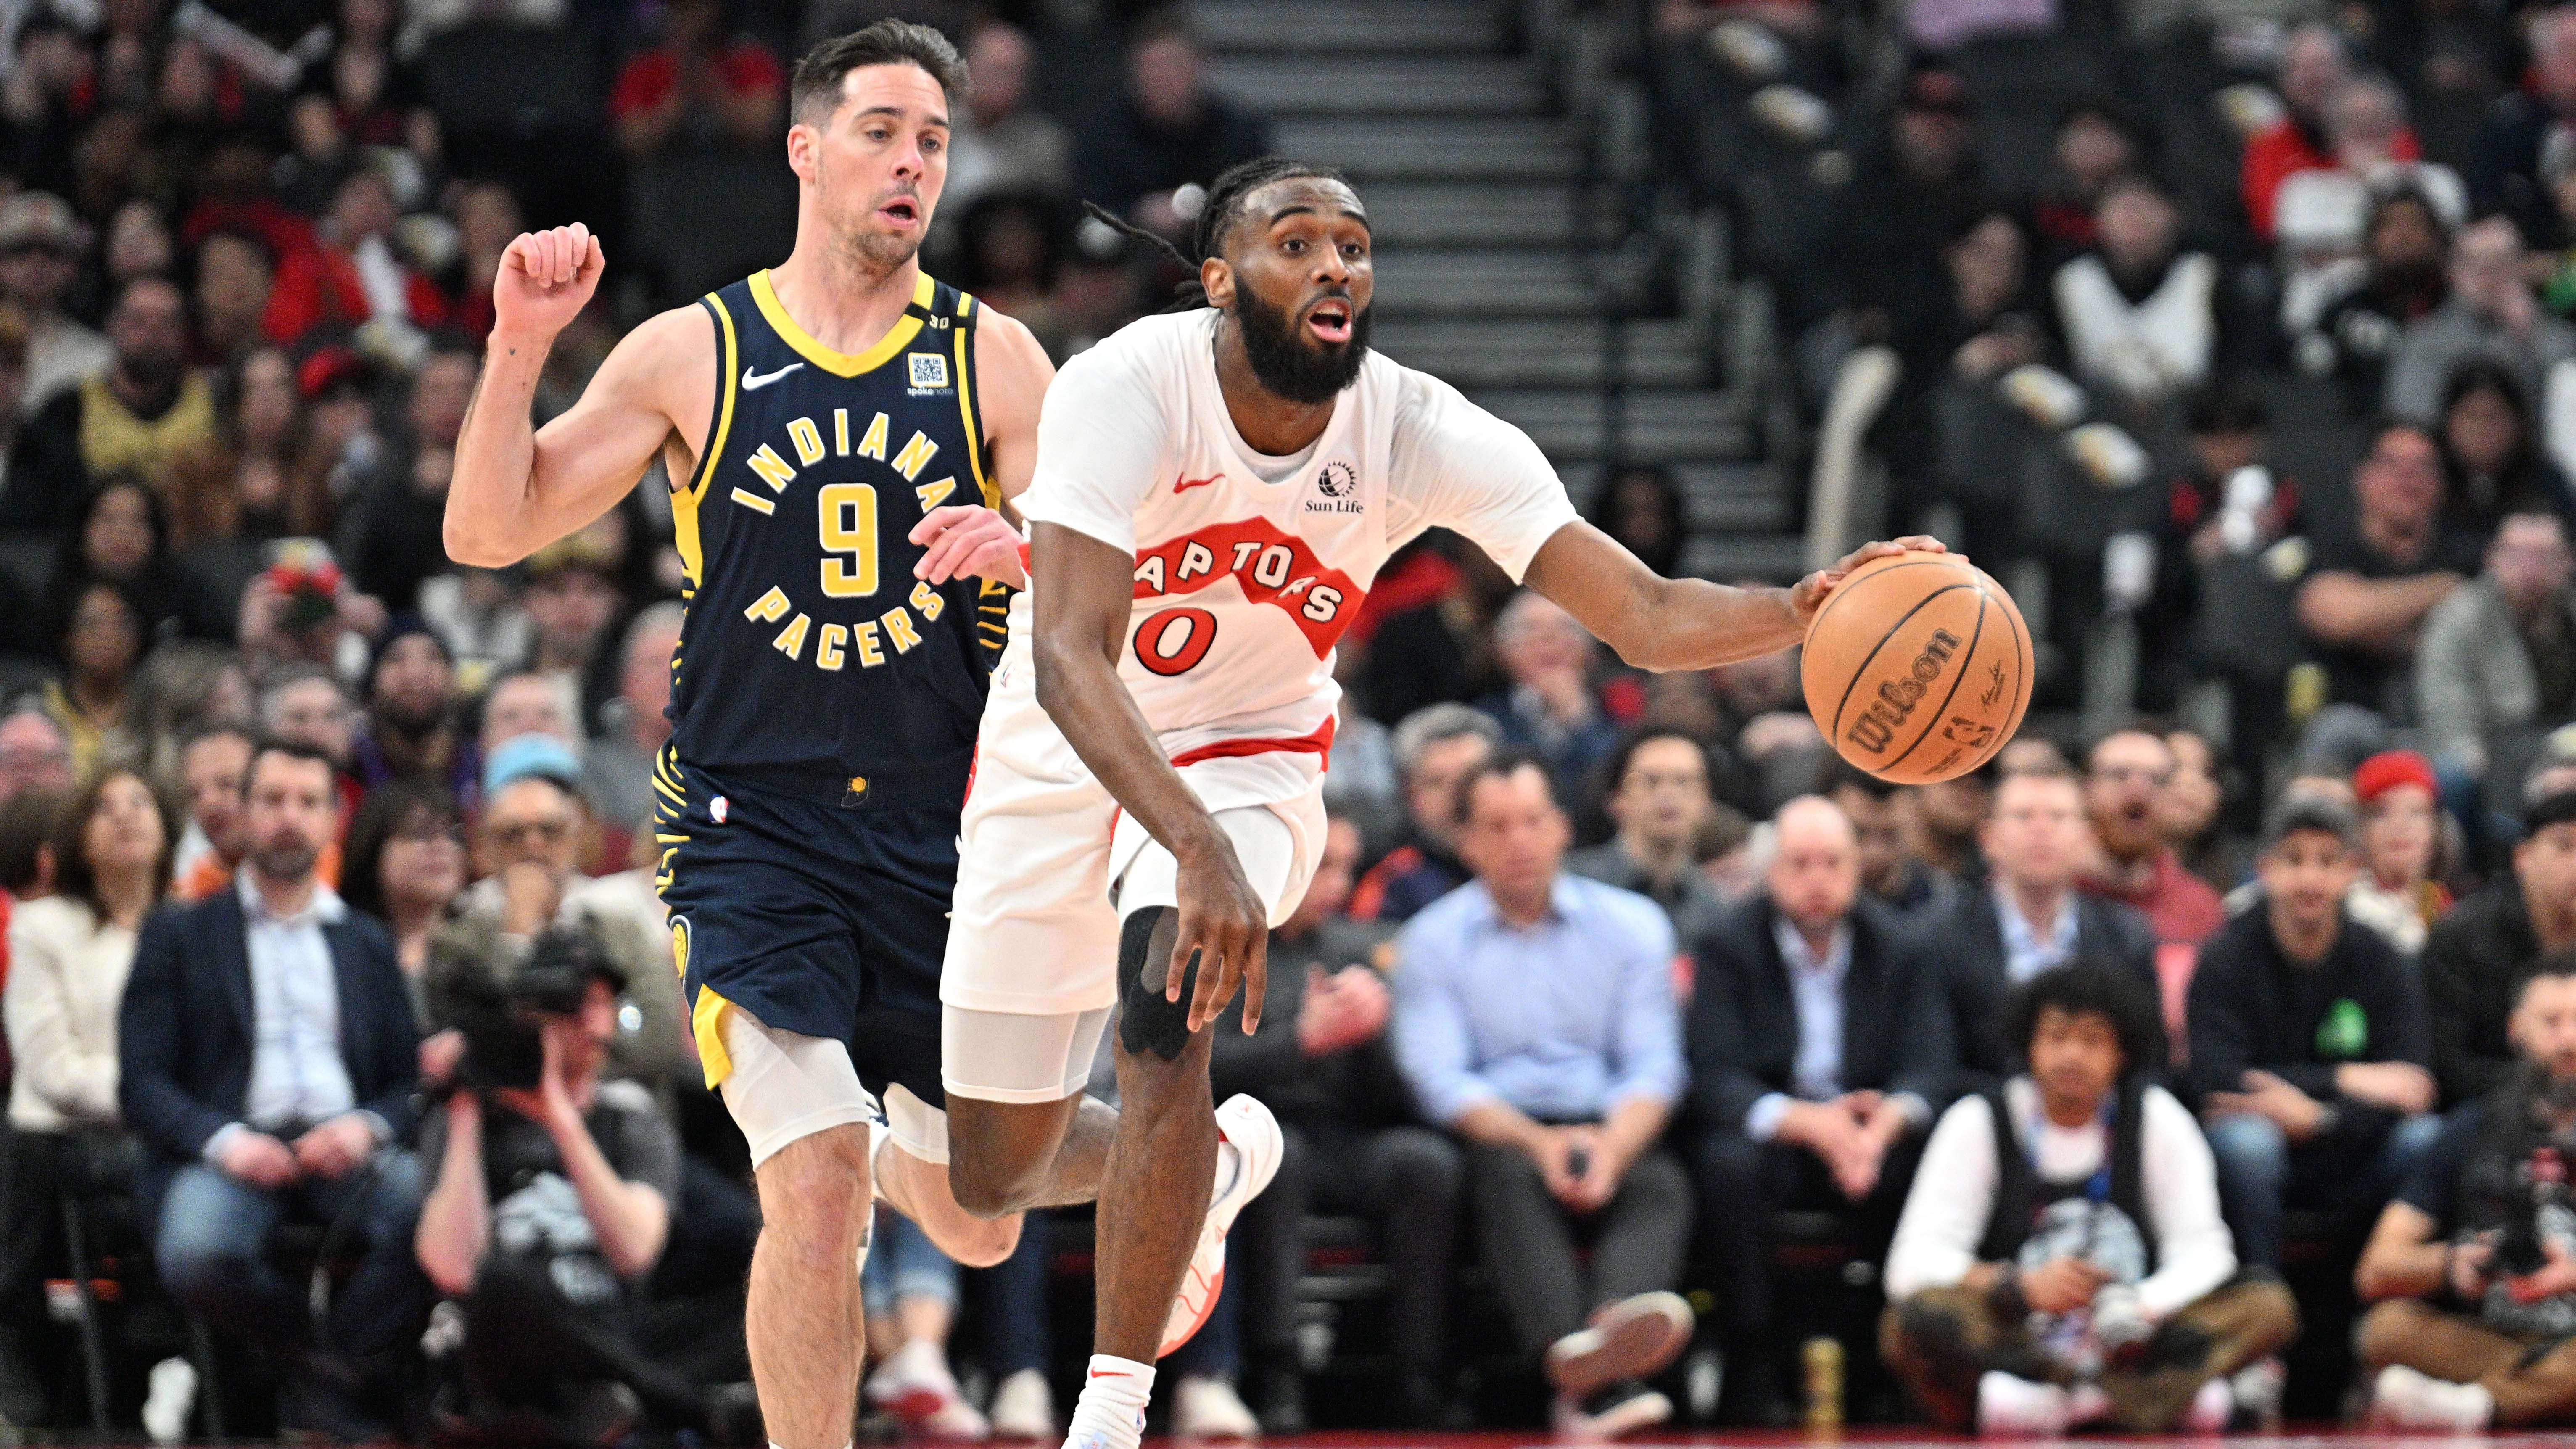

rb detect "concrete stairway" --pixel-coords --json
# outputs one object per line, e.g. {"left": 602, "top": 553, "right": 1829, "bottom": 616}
{"left": 1191, "top": 0, "right": 1803, "bottom": 577}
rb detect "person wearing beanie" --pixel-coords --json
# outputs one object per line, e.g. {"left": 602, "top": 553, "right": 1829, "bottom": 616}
{"left": 351, "top": 618, "right": 478, "bottom": 802}
{"left": 2351, "top": 750, "right": 2452, "bottom": 954}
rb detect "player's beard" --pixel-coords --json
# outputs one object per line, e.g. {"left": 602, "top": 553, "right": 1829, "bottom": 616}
{"left": 1230, "top": 285, "right": 1370, "bottom": 406}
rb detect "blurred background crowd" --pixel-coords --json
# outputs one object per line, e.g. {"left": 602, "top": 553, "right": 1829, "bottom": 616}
{"left": 6, "top": 0, "right": 2576, "bottom": 1441}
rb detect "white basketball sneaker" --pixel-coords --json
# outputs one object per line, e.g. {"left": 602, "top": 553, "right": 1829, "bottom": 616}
{"left": 1158, "top": 1095, "right": 1283, "bottom": 1357}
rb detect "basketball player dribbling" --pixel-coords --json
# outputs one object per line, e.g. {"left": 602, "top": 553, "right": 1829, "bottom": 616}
{"left": 922, "top": 154, "right": 1937, "bottom": 1449}
{"left": 444, "top": 22, "right": 1239, "bottom": 1449}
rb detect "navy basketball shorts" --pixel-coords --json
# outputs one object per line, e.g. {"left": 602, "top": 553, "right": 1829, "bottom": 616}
{"left": 654, "top": 748, "right": 954, "bottom": 1160}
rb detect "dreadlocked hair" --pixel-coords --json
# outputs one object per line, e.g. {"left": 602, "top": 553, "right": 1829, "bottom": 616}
{"left": 1079, "top": 157, "right": 1353, "bottom": 313}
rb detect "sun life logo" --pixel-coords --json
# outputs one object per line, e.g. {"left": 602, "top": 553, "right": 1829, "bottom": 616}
{"left": 1315, "top": 461, "right": 1355, "bottom": 498}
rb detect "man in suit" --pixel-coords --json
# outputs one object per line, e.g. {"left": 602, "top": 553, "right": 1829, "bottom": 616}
{"left": 1689, "top": 794, "right": 1955, "bottom": 1421}
{"left": 1935, "top": 764, "right": 2160, "bottom": 1093}
{"left": 119, "top": 737, "right": 424, "bottom": 1433}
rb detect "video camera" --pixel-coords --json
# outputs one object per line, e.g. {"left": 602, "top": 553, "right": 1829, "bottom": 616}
{"left": 438, "top": 929, "right": 619, "bottom": 1093}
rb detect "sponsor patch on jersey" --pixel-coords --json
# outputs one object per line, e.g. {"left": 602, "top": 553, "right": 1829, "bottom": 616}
{"left": 908, "top": 353, "right": 950, "bottom": 391}
{"left": 1307, "top": 459, "right": 1363, "bottom": 515}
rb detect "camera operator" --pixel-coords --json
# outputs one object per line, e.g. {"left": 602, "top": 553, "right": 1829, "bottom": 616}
{"left": 433, "top": 741, "right": 689, "bottom": 1092}
{"left": 414, "top": 928, "right": 750, "bottom": 1444}
{"left": 2356, "top": 951, "right": 2576, "bottom": 1428}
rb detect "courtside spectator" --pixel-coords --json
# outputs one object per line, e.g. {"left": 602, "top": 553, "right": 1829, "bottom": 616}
{"left": 339, "top": 779, "right": 467, "bottom": 1003}
{"left": 944, "top": 20, "right": 1072, "bottom": 212}
{"left": 118, "top": 739, "right": 423, "bottom": 1437}
{"left": 1884, "top": 965, "right": 2294, "bottom": 1433}
{"left": 1350, "top": 704, "right": 1498, "bottom": 923}
{"left": 1393, "top": 752, "right": 1694, "bottom": 1440}
{"left": 1826, "top": 764, "right": 1956, "bottom": 925}
{"left": 1688, "top": 795, "right": 1953, "bottom": 1423}
{"left": 1932, "top": 764, "right": 2159, "bottom": 1094}
{"left": 2081, "top": 726, "right": 2225, "bottom": 951}
{"left": 2348, "top": 750, "right": 2451, "bottom": 953}
{"left": 2294, "top": 187, "right": 2452, "bottom": 413}
{"left": 2188, "top": 796, "right": 2441, "bottom": 1268}
{"left": 172, "top": 721, "right": 251, "bottom": 900}
{"left": 1567, "top": 729, "right": 1728, "bottom": 942}
{"left": 586, "top": 604, "right": 684, "bottom": 836}
{"left": 7, "top": 765, "right": 167, "bottom": 1135}
{"left": 2426, "top": 789, "right": 2576, "bottom": 1103}
{"left": 2355, "top": 953, "right": 2576, "bottom": 1428}
{"left": 1479, "top": 593, "right": 1621, "bottom": 799}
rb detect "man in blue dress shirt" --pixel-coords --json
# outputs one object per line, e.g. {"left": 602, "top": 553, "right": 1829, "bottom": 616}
{"left": 1392, "top": 749, "right": 1694, "bottom": 1441}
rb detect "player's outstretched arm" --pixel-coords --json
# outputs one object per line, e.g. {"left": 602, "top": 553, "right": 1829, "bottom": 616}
{"left": 1029, "top": 521, "right": 1269, "bottom": 1035}
{"left": 1521, "top": 523, "right": 1945, "bottom": 672}
{"left": 446, "top": 225, "right": 709, "bottom": 568}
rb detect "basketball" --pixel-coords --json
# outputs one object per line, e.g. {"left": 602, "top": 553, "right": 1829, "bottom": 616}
{"left": 1800, "top": 550, "right": 2032, "bottom": 785}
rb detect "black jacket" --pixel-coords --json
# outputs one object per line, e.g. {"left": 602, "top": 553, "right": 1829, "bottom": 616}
{"left": 1687, "top": 894, "right": 1955, "bottom": 1135}
{"left": 117, "top": 887, "right": 419, "bottom": 1207}
{"left": 2426, "top": 880, "right": 2546, "bottom": 1108}
{"left": 2185, "top": 906, "right": 2430, "bottom": 1149}
{"left": 1936, "top": 886, "right": 2159, "bottom": 1094}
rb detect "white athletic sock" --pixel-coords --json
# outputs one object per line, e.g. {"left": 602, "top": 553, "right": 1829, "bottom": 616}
{"left": 1064, "top": 1354, "right": 1154, "bottom": 1449}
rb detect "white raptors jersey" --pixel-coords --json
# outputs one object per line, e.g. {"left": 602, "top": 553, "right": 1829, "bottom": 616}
{"left": 1008, "top": 307, "right": 1580, "bottom": 790}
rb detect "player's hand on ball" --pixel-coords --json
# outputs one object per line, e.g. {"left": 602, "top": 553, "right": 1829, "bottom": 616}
{"left": 493, "top": 224, "right": 605, "bottom": 341}
{"left": 1171, "top": 837, "right": 1269, "bottom": 1034}
{"left": 911, "top": 505, "right": 1028, "bottom": 589}
{"left": 1789, "top": 535, "right": 1950, "bottom": 624}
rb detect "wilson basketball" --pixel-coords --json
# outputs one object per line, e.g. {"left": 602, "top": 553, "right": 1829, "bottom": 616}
{"left": 1800, "top": 550, "right": 2032, "bottom": 785}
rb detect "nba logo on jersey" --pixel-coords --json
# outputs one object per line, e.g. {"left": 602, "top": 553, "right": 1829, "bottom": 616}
{"left": 908, "top": 353, "right": 950, "bottom": 391}
{"left": 711, "top": 795, "right": 729, "bottom": 824}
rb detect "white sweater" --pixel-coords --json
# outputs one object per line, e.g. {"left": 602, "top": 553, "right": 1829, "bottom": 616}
{"left": 2053, "top": 253, "right": 2218, "bottom": 407}
{"left": 5, "top": 895, "right": 135, "bottom": 1133}
{"left": 1884, "top": 1078, "right": 2236, "bottom": 1321}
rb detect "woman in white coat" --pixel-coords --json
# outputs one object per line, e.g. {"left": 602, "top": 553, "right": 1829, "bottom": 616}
{"left": 5, "top": 765, "right": 169, "bottom": 1136}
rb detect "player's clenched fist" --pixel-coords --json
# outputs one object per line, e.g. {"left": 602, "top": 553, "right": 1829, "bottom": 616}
{"left": 493, "top": 224, "right": 606, "bottom": 341}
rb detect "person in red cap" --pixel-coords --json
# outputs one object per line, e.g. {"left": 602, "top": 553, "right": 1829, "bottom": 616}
{"left": 2352, "top": 750, "right": 2452, "bottom": 954}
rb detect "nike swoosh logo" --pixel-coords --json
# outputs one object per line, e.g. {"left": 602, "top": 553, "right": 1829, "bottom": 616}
{"left": 1174, "top": 474, "right": 1221, "bottom": 494}
{"left": 741, "top": 362, "right": 805, "bottom": 391}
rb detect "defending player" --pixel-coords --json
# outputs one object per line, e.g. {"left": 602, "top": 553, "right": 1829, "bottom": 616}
{"left": 445, "top": 24, "right": 1115, "bottom": 1449}
{"left": 929, "top": 158, "right": 1938, "bottom": 1449}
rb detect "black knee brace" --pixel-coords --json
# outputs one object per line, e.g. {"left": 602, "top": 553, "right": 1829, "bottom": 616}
{"left": 1117, "top": 908, "right": 1198, "bottom": 1061}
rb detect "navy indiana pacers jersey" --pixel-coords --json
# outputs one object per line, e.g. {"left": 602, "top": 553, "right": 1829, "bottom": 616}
{"left": 665, "top": 269, "right": 1009, "bottom": 804}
